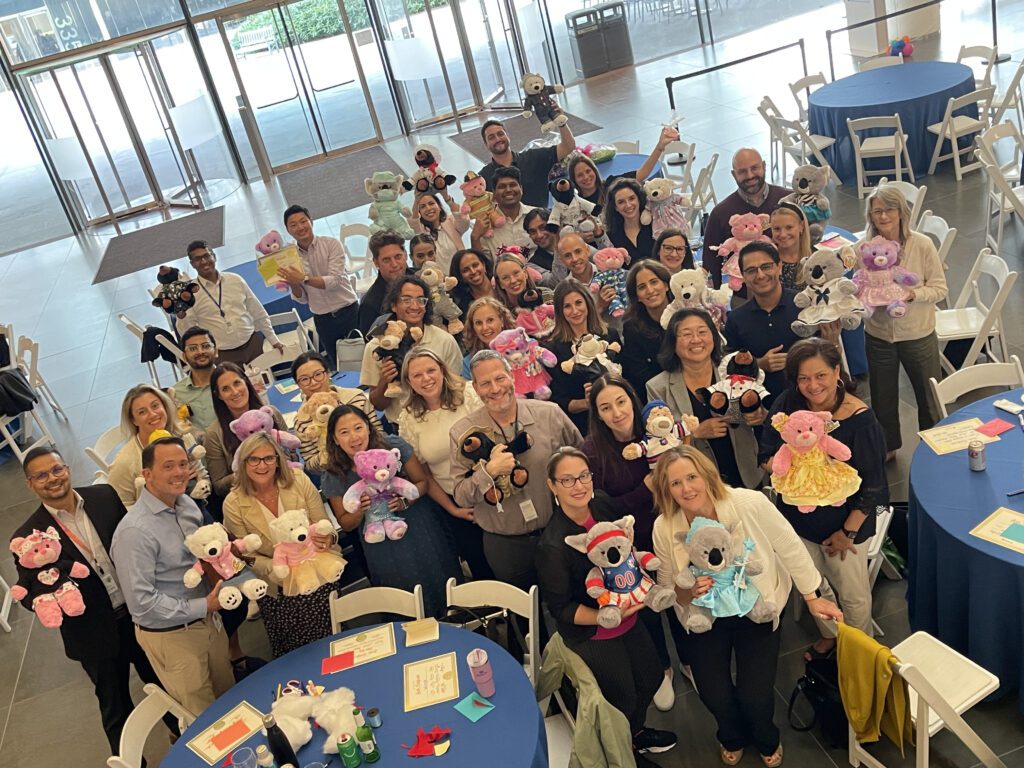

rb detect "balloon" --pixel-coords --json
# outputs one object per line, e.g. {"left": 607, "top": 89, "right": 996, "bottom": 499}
{"left": 903, "top": 42, "right": 913, "bottom": 56}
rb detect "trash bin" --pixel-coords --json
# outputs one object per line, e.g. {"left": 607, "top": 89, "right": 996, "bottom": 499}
{"left": 597, "top": 2, "right": 633, "bottom": 71}
{"left": 566, "top": 9, "right": 607, "bottom": 79}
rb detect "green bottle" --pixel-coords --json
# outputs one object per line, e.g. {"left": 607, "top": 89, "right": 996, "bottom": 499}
{"left": 355, "top": 722, "right": 380, "bottom": 763}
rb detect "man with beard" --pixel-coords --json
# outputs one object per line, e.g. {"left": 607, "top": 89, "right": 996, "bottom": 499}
{"left": 471, "top": 167, "right": 535, "bottom": 258}
{"left": 478, "top": 119, "right": 575, "bottom": 207}
{"left": 177, "top": 241, "right": 284, "bottom": 365}
{"left": 702, "top": 148, "right": 789, "bottom": 290}
{"left": 172, "top": 327, "right": 218, "bottom": 432}
{"left": 524, "top": 208, "right": 568, "bottom": 280}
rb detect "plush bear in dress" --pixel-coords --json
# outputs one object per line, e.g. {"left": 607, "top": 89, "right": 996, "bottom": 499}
{"left": 852, "top": 236, "right": 921, "bottom": 318}
{"left": 770, "top": 410, "right": 862, "bottom": 513}
{"left": 697, "top": 351, "right": 770, "bottom": 425}
{"left": 519, "top": 73, "right": 567, "bottom": 133}
{"left": 643, "top": 177, "right": 691, "bottom": 238}
{"left": 268, "top": 509, "right": 346, "bottom": 596}
{"left": 549, "top": 176, "right": 601, "bottom": 236}
{"left": 418, "top": 260, "right": 464, "bottom": 334}
{"left": 366, "top": 171, "right": 414, "bottom": 239}
{"left": 715, "top": 213, "right": 772, "bottom": 291}
{"left": 182, "top": 523, "right": 269, "bottom": 610}
{"left": 9, "top": 526, "right": 88, "bottom": 628}
{"left": 564, "top": 515, "right": 675, "bottom": 629}
{"left": 341, "top": 448, "right": 420, "bottom": 544}
{"left": 672, "top": 517, "right": 776, "bottom": 633}
{"left": 489, "top": 327, "right": 557, "bottom": 400}
{"left": 622, "top": 400, "right": 699, "bottom": 467}
{"left": 373, "top": 320, "right": 423, "bottom": 399}
{"left": 792, "top": 246, "right": 865, "bottom": 336}
{"left": 514, "top": 287, "right": 556, "bottom": 339}
{"left": 460, "top": 172, "right": 506, "bottom": 238}
{"left": 559, "top": 334, "right": 621, "bottom": 379}
{"left": 781, "top": 165, "right": 831, "bottom": 244}
{"left": 589, "top": 247, "right": 631, "bottom": 318}
{"left": 660, "top": 268, "right": 732, "bottom": 330}
{"left": 152, "top": 266, "right": 199, "bottom": 319}
{"left": 229, "top": 407, "right": 302, "bottom": 471}
{"left": 457, "top": 426, "right": 531, "bottom": 506}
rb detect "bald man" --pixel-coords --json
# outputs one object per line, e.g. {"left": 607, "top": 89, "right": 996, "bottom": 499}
{"left": 702, "top": 148, "right": 789, "bottom": 290}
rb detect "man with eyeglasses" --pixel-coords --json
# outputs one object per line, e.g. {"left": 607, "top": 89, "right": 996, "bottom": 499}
{"left": 178, "top": 240, "right": 285, "bottom": 366}
{"left": 172, "top": 326, "right": 218, "bottom": 432}
{"left": 360, "top": 274, "right": 462, "bottom": 421}
{"left": 13, "top": 446, "right": 174, "bottom": 753}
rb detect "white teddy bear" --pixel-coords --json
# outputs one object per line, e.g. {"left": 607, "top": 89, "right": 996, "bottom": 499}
{"left": 311, "top": 687, "right": 359, "bottom": 754}
{"left": 182, "top": 523, "right": 268, "bottom": 610}
{"left": 660, "top": 268, "right": 731, "bottom": 330}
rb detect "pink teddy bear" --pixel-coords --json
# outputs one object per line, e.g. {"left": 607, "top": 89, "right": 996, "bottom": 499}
{"left": 769, "top": 410, "right": 862, "bottom": 513}
{"left": 341, "top": 448, "right": 420, "bottom": 544}
{"left": 9, "top": 527, "right": 89, "bottom": 628}
{"left": 589, "top": 247, "right": 631, "bottom": 318}
{"left": 256, "top": 229, "right": 290, "bottom": 292}
{"left": 716, "top": 213, "right": 771, "bottom": 291}
{"left": 490, "top": 327, "right": 557, "bottom": 400}
{"left": 230, "top": 406, "right": 303, "bottom": 471}
{"left": 852, "top": 236, "right": 921, "bottom": 318}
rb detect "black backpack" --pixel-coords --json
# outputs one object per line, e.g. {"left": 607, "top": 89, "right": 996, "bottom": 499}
{"left": 788, "top": 655, "right": 848, "bottom": 747}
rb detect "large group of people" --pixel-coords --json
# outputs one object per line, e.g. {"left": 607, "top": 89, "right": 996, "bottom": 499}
{"left": 11, "top": 122, "right": 947, "bottom": 768}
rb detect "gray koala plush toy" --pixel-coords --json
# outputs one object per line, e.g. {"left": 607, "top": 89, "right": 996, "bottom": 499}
{"left": 791, "top": 246, "right": 865, "bottom": 337}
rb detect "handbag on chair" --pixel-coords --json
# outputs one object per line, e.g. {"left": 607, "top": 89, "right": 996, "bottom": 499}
{"left": 335, "top": 330, "right": 366, "bottom": 373}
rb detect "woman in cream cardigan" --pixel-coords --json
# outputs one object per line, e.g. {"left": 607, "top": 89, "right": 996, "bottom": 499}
{"left": 651, "top": 446, "right": 842, "bottom": 767}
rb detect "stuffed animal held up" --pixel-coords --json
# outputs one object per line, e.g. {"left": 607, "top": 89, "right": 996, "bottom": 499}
{"left": 373, "top": 319, "right": 423, "bottom": 399}
{"left": 792, "top": 246, "right": 866, "bottom": 336}
{"left": 268, "top": 509, "right": 346, "bottom": 596}
{"left": 295, "top": 391, "right": 343, "bottom": 465}
{"left": 460, "top": 172, "right": 506, "bottom": 238}
{"left": 366, "top": 171, "right": 414, "bottom": 239}
{"left": 182, "top": 523, "right": 269, "bottom": 610}
{"left": 490, "top": 327, "right": 557, "bottom": 400}
{"left": 514, "top": 287, "right": 556, "bottom": 339}
{"left": 520, "top": 72, "right": 568, "bottom": 133}
{"left": 564, "top": 515, "right": 675, "bottom": 628}
{"left": 780, "top": 166, "right": 831, "bottom": 244}
{"left": 852, "top": 236, "right": 920, "bottom": 318}
{"left": 341, "top": 448, "right": 420, "bottom": 544}
{"left": 559, "top": 334, "right": 622, "bottom": 380}
{"left": 589, "top": 247, "right": 630, "bottom": 318}
{"left": 660, "top": 268, "right": 731, "bottom": 330}
{"left": 418, "top": 260, "right": 463, "bottom": 334}
{"left": 457, "top": 426, "right": 531, "bottom": 506}
{"left": 152, "top": 266, "right": 199, "bottom": 319}
{"left": 9, "top": 526, "right": 89, "bottom": 628}
{"left": 770, "top": 410, "right": 862, "bottom": 513}
{"left": 403, "top": 144, "right": 457, "bottom": 196}
{"left": 622, "top": 400, "right": 698, "bottom": 467}
{"left": 549, "top": 176, "right": 602, "bottom": 237}
{"left": 229, "top": 407, "right": 303, "bottom": 471}
{"left": 643, "top": 177, "right": 691, "bottom": 238}
{"left": 696, "top": 351, "right": 770, "bottom": 425}
{"left": 715, "top": 213, "right": 772, "bottom": 291}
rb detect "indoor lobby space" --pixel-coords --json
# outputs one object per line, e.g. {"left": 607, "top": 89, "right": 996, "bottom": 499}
{"left": 1, "top": 0, "right": 1024, "bottom": 765}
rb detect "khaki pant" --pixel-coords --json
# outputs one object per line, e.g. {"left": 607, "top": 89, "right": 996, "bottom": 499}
{"left": 135, "top": 618, "right": 234, "bottom": 716}
{"left": 802, "top": 539, "right": 873, "bottom": 639}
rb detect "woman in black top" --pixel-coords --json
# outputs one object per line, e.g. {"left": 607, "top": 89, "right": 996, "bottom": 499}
{"left": 604, "top": 178, "right": 655, "bottom": 265}
{"left": 535, "top": 447, "right": 677, "bottom": 763}
{"left": 619, "top": 260, "right": 671, "bottom": 398}
{"left": 568, "top": 126, "right": 679, "bottom": 207}
{"left": 449, "top": 248, "right": 496, "bottom": 316}
{"left": 758, "top": 338, "right": 888, "bottom": 660}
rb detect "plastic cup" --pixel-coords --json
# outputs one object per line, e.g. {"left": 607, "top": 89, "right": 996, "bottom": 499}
{"left": 467, "top": 647, "right": 495, "bottom": 697}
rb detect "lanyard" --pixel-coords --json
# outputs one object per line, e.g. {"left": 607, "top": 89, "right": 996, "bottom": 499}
{"left": 490, "top": 410, "right": 521, "bottom": 443}
{"left": 50, "top": 513, "right": 97, "bottom": 564}
{"left": 199, "top": 278, "right": 225, "bottom": 318}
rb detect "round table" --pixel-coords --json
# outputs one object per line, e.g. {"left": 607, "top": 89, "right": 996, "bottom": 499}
{"left": 162, "top": 622, "right": 547, "bottom": 767}
{"left": 908, "top": 388, "right": 1024, "bottom": 713}
{"left": 808, "top": 62, "right": 977, "bottom": 185}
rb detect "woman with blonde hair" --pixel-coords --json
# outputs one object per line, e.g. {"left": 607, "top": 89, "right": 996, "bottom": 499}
{"left": 108, "top": 384, "right": 187, "bottom": 505}
{"left": 769, "top": 202, "right": 812, "bottom": 290}
{"left": 460, "top": 297, "right": 516, "bottom": 377}
{"left": 651, "top": 445, "right": 842, "bottom": 767}
{"left": 493, "top": 252, "right": 551, "bottom": 312}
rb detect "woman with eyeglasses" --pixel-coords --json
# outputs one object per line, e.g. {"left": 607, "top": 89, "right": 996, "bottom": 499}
{"left": 536, "top": 447, "right": 678, "bottom": 766}
{"left": 290, "top": 351, "right": 381, "bottom": 474}
{"left": 223, "top": 432, "right": 343, "bottom": 656}
{"left": 652, "top": 228, "right": 695, "bottom": 274}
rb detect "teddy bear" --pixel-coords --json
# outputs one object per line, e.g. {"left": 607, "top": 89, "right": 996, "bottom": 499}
{"left": 519, "top": 72, "right": 568, "bottom": 133}
{"left": 714, "top": 213, "right": 772, "bottom": 291}
{"left": 460, "top": 171, "right": 506, "bottom": 238}
{"left": 403, "top": 144, "right": 456, "bottom": 196}
{"left": 589, "top": 247, "right": 630, "bottom": 318}
{"left": 9, "top": 526, "right": 89, "bottom": 628}
{"left": 269, "top": 692, "right": 316, "bottom": 754}
{"left": 373, "top": 319, "right": 423, "bottom": 399}
{"left": 780, "top": 165, "right": 831, "bottom": 244}
{"left": 622, "top": 400, "right": 699, "bottom": 467}
{"left": 310, "top": 687, "right": 359, "bottom": 755}
{"left": 458, "top": 426, "right": 531, "bottom": 506}
{"left": 696, "top": 351, "right": 770, "bottom": 425}
{"left": 255, "top": 229, "right": 284, "bottom": 256}
{"left": 559, "top": 334, "right": 622, "bottom": 380}
{"left": 182, "top": 523, "right": 269, "bottom": 610}
{"left": 295, "top": 391, "right": 341, "bottom": 464}
{"left": 792, "top": 246, "right": 866, "bottom": 336}
{"left": 151, "top": 266, "right": 199, "bottom": 319}
{"left": 643, "top": 177, "right": 692, "bottom": 238}
{"left": 672, "top": 517, "right": 776, "bottom": 633}
{"left": 564, "top": 515, "right": 675, "bottom": 629}
{"left": 489, "top": 327, "right": 557, "bottom": 399}
{"left": 852, "top": 236, "right": 921, "bottom": 318}
{"left": 418, "top": 260, "right": 464, "bottom": 334}
{"left": 660, "top": 267, "right": 732, "bottom": 331}
{"left": 366, "top": 170, "right": 414, "bottom": 239}
{"left": 341, "top": 448, "right": 420, "bottom": 544}
{"left": 769, "top": 410, "right": 863, "bottom": 513}
{"left": 514, "top": 286, "right": 556, "bottom": 339}
{"left": 228, "top": 407, "right": 302, "bottom": 472}
{"left": 268, "top": 509, "right": 346, "bottom": 596}
{"left": 549, "top": 176, "right": 602, "bottom": 237}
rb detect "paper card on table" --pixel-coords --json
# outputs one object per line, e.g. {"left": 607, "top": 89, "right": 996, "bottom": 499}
{"left": 970, "top": 507, "right": 1024, "bottom": 554}
{"left": 402, "top": 617, "right": 440, "bottom": 647}
{"left": 976, "top": 418, "right": 1015, "bottom": 437}
{"left": 186, "top": 701, "right": 264, "bottom": 765}
{"left": 404, "top": 652, "right": 460, "bottom": 711}
{"left": 274, "top": 377, "right": 299, "bottom": 394}
{"left": 328, "top": 623, "right": 397, "bottom": 670}
{"left": 323, "top": 650, "right": 355, "bottom": 674}
{"left": 819, "top": 234, "right": 854, "bottom": 249}
{"left": 283, "top": 411, "right": 297, "bottom": 430}
{"left": 256, "top": 244, "right": 302, "bottom": 287}
{"left": 918, "top": 418, "right": 1000, "bottom": 455}
{"left": 454, "top": 692, "right": 494, "bottom": 722}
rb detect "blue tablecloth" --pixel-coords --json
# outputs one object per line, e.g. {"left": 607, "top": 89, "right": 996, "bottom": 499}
{"left": 264, "top": 371, "right": 360, "bottom": 419}
{"left": 908, "top": 388, "right": 1024, "bottom": 712}
{"left": 595, "top": 151, "right": 662, "bottom": 181}
{"left": 227, "top": 260, "right": 314, "bottom": 320}
{"left": 162, "top": 622, "right": 547, "bottom": 768}
{"left": 808, "top": 62, "right": 977, "bottom": 185}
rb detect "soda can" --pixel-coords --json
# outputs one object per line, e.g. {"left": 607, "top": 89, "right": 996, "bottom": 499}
{"left": 968, "top": 440, "right": 986, "bottom": 471}
{"left": 338, "top": 733, "right": 362, "bottom": 768}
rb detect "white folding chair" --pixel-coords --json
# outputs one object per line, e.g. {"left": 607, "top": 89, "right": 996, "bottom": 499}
{"left": 979, "top": 153, "right": 1024, "bottom": 257}
{"left": 957, "top": 44, "right": 997, "bottom": 90}
{"left": 847, "top": 632, "right": 1003, "bottom": 768}
{"left": 85, "top": 425, "right": 125, "bottom": 481}
{"left": 929, "top": 356, "right": 1024, "bottom": 419}
{"left": 860, "top": 53, "right": 903, "bottom": 71}
{"left": 117, "top": 314, "right": 166, "bottom": 388}
{"left": 864, "top": 506, "right": 897, "bottom": 637}
{"left": 775, "top": 116, "right": 838, "bottom": 185}
{"left": 0, "top": 574, "right": 12, "bottom": 633}
{"left": 758, "top": 95, "right": 802, "bottom": 179}
{"left": 876, "top": 177, "right": 926, "bottom": 229}
{"left": 15, "top": 336, "right": 67, "bottom": 420}
{"left": 927, "top": 87, "right": 994, "bottom": 180}
{"left": 686, "top": 152, "right": 720, "bottom": 233}
{"left": 612, "top": 140, "right": 640, "bottom": 154}
{"left": 268, "top": 308, "right": 318, "bottom": 355}
{"left": 976, "top": 122, "right": 1024, "bottom": 255}
{"left": 0, "top": 372, "right": 55, "bottom": 464}
{"left": 446, "top": 577, "right": 540, "bottom": 686}
{"left": 247, "top": 344, "right": 305, "bottom": 384}
{"left": 340, "top": 222, "right": 372, "bottom": 284}
{"left": 661, "top": 140, "right": 696, "bottom": 194}
{"left": 935, "top": 248, "right": 1017, "bottom": 374}
{"left": 917, "top": 210, "right": 957, "bottom": 272}
{"left": 329, "top": 584, "right": 424, "bottom": 633}
{"left": 990, "top": 59, "right": 1024, "bottom": 127}
{"left": 789, "top": 72, "right": 828, "bottom": 122}
{"left": 847, "top": 115, "right": 915, "bottom": 198}
{"left": 107, "top": 683, "right": 196, "bottom": 768}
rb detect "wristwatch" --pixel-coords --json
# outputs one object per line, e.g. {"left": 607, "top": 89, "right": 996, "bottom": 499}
{"left": 302, "top": 275, "right": 310, "bottom": 285}
{"left": 841, "top": 527, "right": 858, "bottom": 540}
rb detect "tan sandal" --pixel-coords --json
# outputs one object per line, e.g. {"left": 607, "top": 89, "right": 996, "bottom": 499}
{"left": 719, "top": 745, "right": 743, "bottom": 765}
{"left": 762, "top": 744, "right": 784, "bottom": 767}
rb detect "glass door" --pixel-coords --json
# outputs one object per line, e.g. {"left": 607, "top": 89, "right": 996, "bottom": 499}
{"left": 453, "top": 0, "right": 524, "bottom": 107}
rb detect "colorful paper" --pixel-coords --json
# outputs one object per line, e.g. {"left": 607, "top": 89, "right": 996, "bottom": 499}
{"left": 970, "top": 507, "right": 1024, "bottom": 554}
{"left": 454, "top": 692, "right": 494, "bottom": 722}
{"left": 322, "top": 650, "right": 355, "bottom": 674}
{"left": 256, "top": 244, "right": 302, "bottom": 287}
{"left": 976, "top": 418, "right": 1014, "bottom": 437}
{"left": 186, "top": 701, "right": 265, "bottom": 765}
{"left": 918, "top": 418, "right": 1000, "bottom": 455}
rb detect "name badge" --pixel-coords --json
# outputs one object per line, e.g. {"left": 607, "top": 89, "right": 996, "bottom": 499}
{"left": 211, "top": 611, "right": 225, "bottom": 634}
{"left": 520, "top": 498, "right": 538, "bottom": 523}
{"left": 97, "top": 568, "right": 118, "bottom": 596}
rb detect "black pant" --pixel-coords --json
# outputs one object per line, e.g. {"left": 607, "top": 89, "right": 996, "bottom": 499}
{"left": 79, "top": 609, "right": 174, "bottom": 753}
{"left": 313, "top": 302, "right": 359, "bottom": 369}
{"left": 571, "top": 618, "right": 663, "bottom": 733}
{"left": 687, "top": 614, "right": 783, "bottom": 756}
{"left": 639, "top": 602, "right": 691, "bottom": 669}
{"left": 481, "top": 530, "right": 541, "bottom": 591}
{"left": 443, "top": 499, "right": 494, "bottom": 580}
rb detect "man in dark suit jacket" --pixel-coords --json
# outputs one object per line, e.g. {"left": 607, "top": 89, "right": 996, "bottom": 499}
{"left": 13, "top": 445, "right": 170, "bottom": 754}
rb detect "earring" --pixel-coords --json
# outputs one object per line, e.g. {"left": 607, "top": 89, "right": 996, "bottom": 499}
{"left": 554, "top": 496, "right": 560, "bottom": 508}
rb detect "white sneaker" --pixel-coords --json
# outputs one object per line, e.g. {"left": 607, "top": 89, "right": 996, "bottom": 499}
{"left": 653, "top": 669, "right": 675, "bottom": 712}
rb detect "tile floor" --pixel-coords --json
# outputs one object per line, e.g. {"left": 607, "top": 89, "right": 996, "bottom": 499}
{"left": 2, "top": 0, "right": 1024, "bottom": 765}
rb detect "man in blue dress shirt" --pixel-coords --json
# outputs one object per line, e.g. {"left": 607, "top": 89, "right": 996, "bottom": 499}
{"left": 111, "top": 436, "right": 234, "bottom": 716}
